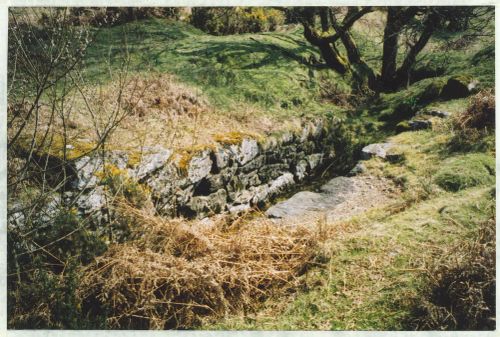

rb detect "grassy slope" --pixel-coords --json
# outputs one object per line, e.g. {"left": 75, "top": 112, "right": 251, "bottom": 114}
{"left": 202, "top": 98, "right": 495, "bottom": 330}
{"left": 83, "top": 19, "right": 345, "bottom": 119}
{"left": 79, "top": 17, "right": 494, "bottom": 152}
{"left": 80, "top": 17, "right": 494, "bottom": 330}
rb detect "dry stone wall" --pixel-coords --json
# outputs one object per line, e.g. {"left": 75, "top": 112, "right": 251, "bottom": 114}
{"left": 67, "top": 117, "right": 343, "bottom": 222}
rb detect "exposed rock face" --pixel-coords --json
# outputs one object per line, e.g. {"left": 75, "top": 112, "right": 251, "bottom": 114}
{"left": 188, "top": 150, "right": 213, "bottom": 184}
{"left": 295, "top": 160, "right": 308, "bottom": 181}
{"left": 72, "top": 156, "right": 103, "bottom": 190}
{"left": 77, "top": 186, "right": 108, "bottom": 224}
{"left": 187, "top": 189, "right": 227, "bottom": 217}
{"left": 231, "top": 138, "right": 259, "bottom": 165}
{"left": 307, "top": 153, "right": 323, "bottom": 171}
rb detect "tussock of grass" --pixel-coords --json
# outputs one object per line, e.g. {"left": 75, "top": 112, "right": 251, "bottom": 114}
{"left": 79, "top": 205, "right": 324, "bottom": 329}
{"left": 433, "top": 153, "right": 495, "bottom": 192}
{"left": 407, "top": 216, "right": 496, "bottom": 330}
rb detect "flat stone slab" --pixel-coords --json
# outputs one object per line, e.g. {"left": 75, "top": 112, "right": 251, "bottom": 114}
{"left": 266, "top": 191, "right": 330, "bottom": 218}
{"left": 266, "top": 175, "right": 394, "bottom": 224}
{"left": 361, "top": 143, "right": 394, "bottom": 160}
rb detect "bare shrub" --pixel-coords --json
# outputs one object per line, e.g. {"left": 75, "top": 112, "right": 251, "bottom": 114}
{"left": 79, "top": 205, "right": 323, "bottom": 329}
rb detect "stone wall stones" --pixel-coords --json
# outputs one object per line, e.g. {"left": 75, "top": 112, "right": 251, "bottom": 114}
{"left": 69, "top": 117, "right": 343, "bottom": 220}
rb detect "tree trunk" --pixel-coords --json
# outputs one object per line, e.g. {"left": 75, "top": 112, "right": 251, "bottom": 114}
{"left": 319, "top": 8, "right": 329, "bottom": 32}
{"left": 394, "top": 12, "right": 438, "bottom": 87}
{"left": 381, "top": 7, "right": 401, "bottom": 89}
{"left": 302, "top": 24, "right": 349, "bottom": 74}
{"left": 330, "top": 8, "right": 378, "bottom": 91}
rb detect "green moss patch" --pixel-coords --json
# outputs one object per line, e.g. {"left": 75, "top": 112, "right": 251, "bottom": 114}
{"left": 433, "top": 153, "right": 495, "bottom": 192}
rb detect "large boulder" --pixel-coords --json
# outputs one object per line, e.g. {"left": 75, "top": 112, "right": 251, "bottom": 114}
{"left": 266, "top": 191, "right": 327, "bottom": 218}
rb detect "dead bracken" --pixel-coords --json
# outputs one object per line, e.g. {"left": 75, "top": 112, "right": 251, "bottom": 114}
{"left": 79, "top": 204, "right": 323, "bottom": 329}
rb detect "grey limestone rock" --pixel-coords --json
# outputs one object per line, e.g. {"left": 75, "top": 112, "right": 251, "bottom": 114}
{"left": 230, "top": 138, "right": 259, "bottom": 165}
{"left": 295, "top": 160, "right": 309, "bottom": 181}
{"left": 72, "top": 155, "right": 103, "bottom": 190}
{"left": 409, "top": 119, "right": 432, "bottom": 130}
{"left": 361, "top": 143, "right": 393, "bottom": 160}
{"left": 348, "top": 162, "right": 366, "bottom": 176}
{"left": 250, "top": 184, "right": 270, "bottom": 205}
{"left": 214, "top": 146, "right": 231, "bottom": 170}
{"left": 266, "top": 191, "right": 327, "bottom": 218}
{"left": 188, "top": 189, "right": 227, "bottom": 217}
{"left": 228, "top": 203, "right": 251, "bottom": 215}
{"left": 240, "top": 155, "right": 266, "bottom": 173}
{"left": 268, "top": 173, "right": 295, "bottom": 197}
{"left": 188, "top": 150, "right": 213, "bottom": 184}
{"left": 307, "top": 153, "right": 324, "bottom": 171}
{"left": 135, "top": 147, "right": 172, "bottom": 180}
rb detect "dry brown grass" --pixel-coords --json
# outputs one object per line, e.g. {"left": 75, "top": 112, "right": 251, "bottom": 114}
{"left": 49, "top": 73, "right": 300, "bottom": 153}
{"left": 79, "top": 204, "right": 324, "bottom": 329}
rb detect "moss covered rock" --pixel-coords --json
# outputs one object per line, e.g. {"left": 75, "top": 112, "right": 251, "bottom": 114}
{"left": 440, "top": 75, "right": 475, "bottom": 99}
{"left": 418, "top": 80, "right": 446, "bottom": 104}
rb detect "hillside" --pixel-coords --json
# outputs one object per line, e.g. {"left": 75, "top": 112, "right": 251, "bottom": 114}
{"left": 7, "top": 7, "right": 495, "bottom": 331}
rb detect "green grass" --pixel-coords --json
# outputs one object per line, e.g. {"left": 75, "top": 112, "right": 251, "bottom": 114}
{"left": 80, "top": 18, "right": 494, "bottom": 140}
{"left": 203, "top": 187, "right": 494, "bottom": 330}
{"left": 201, "top": 117, "right": 495, "bottom": 330}
{"left": 83, "top": 19, "right": 345, "bottom": 119}
{"left": 434, "top": 153, "right": 495, "bottom": 192}
{"left": 78, "top": 17, "right": 495, "bottom": 330}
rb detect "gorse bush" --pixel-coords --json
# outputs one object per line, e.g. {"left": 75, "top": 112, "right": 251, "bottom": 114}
{"left": 97, "top": 164, "right": 151, "bottom": 208}
{"left": 8, "top": 207, "right": 107, "bottom": 328}
{"left": 191, "top": 7, "right": 285, "bottom": 35}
